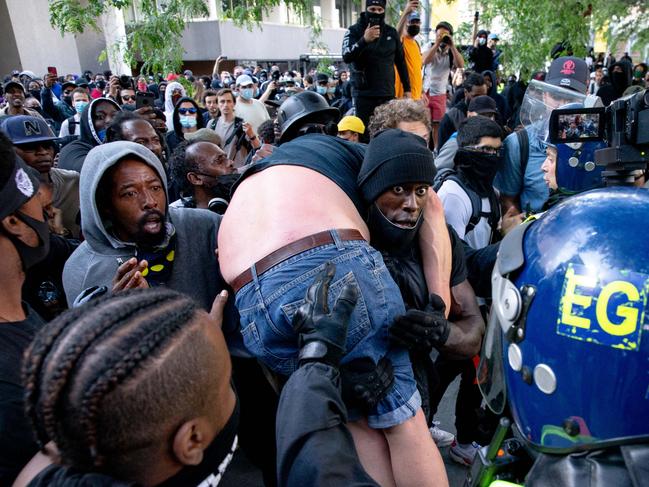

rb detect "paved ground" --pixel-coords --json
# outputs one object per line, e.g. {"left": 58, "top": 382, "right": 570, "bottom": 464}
{"left": 226, "top": 376, "right": 469, "bottom": 486}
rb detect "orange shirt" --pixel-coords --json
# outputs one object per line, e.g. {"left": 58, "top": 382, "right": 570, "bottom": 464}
{"left": 395, "top": 36, "right": 422, "bottom": 99}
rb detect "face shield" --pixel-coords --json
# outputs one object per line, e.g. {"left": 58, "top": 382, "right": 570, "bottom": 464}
{"left": 519, "top": 80, "right": 587, "bottom": 144}
{"left": 478, "top": 221, "right": 535, "bottom": 415}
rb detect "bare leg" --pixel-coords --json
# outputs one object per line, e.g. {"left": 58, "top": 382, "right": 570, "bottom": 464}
{"left": 348, "top": 418, "right": 397, "bottom": 487}
{"left": 432, "top": 121, "right": 440, "bottom": 151}
{"left": 384, "top": 409, "right": 449, "bottom": 487}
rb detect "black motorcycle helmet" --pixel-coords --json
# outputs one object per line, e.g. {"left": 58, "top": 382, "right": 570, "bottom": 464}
{"left": 277, "top": 91, "right": 340, "bottom": 143}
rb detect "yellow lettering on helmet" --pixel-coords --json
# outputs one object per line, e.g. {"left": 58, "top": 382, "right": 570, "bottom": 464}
{"left": 560, "top": 266, "right": 596, "bottom": 329}
{"left": 596, "top": 280, "right": 640, "bottom": 336}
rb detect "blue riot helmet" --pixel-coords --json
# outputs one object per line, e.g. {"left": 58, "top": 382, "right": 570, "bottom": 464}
{"left": 479, "top": 187, "right": 649, "bottom": 453}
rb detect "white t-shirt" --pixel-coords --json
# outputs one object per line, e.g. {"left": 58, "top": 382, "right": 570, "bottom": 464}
{"left": 423, "top": 48, "right": 452, "bottom": 95}
{"left": 437, "top": 179, "right": 493, "bottom": 250}
{"left": 234, "top": 98, "right": 270, "bottom": 132}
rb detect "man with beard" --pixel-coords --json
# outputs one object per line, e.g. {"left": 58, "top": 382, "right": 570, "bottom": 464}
{"left": 342, "top": 0, "right": 411, "bottom": 126}
{"left": 62, "top": 141, "right": 225, "bottom": 313}
{"left": 169, "top": 140, "right": 237, "bottom": 210}
{"left": 358, "top": 130, "right": 484, "bottom": 450}
{"left": 105, "top": 111, "right": 166, "bottom": 164}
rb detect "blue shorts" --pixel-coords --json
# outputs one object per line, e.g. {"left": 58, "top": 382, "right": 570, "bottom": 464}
{"left": 235, "top": 229, "right": 421, "bottom": 428}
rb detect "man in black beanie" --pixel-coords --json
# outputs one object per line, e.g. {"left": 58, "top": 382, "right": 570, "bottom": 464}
{"left": 358, "top": 129, "right": 484, "bottom": 448}
{"left": 342, "top": 0, "right": 411, "bottom": 127}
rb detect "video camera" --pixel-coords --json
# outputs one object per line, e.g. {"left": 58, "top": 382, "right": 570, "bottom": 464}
{"left": 549, "top": 89, "right": 649, "bottom": 185}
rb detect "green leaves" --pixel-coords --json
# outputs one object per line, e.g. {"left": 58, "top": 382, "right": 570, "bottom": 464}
{"left": 49, "top": 0, "right": 209, "bottom": 74}
{"left": 479, "top": 0, "right": 648, "bottom": 76}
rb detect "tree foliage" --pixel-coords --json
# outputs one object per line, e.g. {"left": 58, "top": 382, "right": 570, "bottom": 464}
{"left": 479, "top": 0, "right": 648, "bottom": 76}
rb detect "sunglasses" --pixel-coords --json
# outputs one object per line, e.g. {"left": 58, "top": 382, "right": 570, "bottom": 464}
{"left": 122, "top": 95, "right": 136, "bottom": 101}
{"left": 178, "top": 107, "right": 197, "bottom": 115}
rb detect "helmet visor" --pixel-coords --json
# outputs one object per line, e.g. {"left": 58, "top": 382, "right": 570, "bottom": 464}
{"left": 478, "top": 308, "right": 507, "bottom": 414}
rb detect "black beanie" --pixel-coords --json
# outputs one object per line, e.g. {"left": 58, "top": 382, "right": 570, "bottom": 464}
{"left": 358, "top": 129, "right": 436, "bottom": 203}
{"left": 366, "top": 0, "right": 386, "bottom": 9}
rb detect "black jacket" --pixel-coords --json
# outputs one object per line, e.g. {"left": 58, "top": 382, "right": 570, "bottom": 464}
{"left": 342, "top": 13, "right": 410, "bottom": 98}
{"left": 469, "top": 45, "right": 493, "bottom": 74}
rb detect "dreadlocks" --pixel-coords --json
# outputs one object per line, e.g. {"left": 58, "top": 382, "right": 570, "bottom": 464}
{"left": 22, "top": 288, "right": 226, "bottom": 480}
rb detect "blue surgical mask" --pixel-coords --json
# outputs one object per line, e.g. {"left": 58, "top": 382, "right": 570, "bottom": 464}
{"left": 180, "top": 116, "right": 197, "bottom": 128}
{"left": 74, "top": 101, "right": 89, "bottom": 114}
{"left": 479, "top": 37, "right": 487, "bottom": 45}
{"left": 327, "top": 86, "right": 336, "bottom": 94}
{"left": 316, "top": 85, "right": 327, "bottom": 96}
{"left": 97, "top": 129, "right": 107, "bottom": 142}
{"left": 240, "top": 88, "right": 254, "bottom": 100}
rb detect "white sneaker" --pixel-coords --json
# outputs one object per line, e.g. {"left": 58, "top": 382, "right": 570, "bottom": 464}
{"left": 429, "top": 422, "right": 455, "bottom": 447}
{"left": 449, "top": 440, "right": 482, "bottom": 466}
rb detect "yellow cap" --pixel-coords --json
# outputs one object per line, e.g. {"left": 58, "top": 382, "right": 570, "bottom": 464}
{"left": 337, "top": 115, "right": 365, "bottom": 134}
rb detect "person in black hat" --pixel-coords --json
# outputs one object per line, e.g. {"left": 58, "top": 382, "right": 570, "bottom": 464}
{"left": 41, "top": 74, "right": 76, "bottom": 130}
{"left": 469, "top": 29, "right": 493, "bottom": 73}
{"left": 0, "top": 132, "right": 50, "bottom": 485}
{"left": 0, "top": 115, "right": 80, "bottom": 238}
{"left": 342, "top": 0, "right": 411, "bottom": 127}
{"left": 359, "top": 129, "right": 484, "bottom": 450}
{"left": 1, "top": 81, "right": 45, "bottom": 120}
{"left": 435, "top": 95, "right": 498, "bottom": 170}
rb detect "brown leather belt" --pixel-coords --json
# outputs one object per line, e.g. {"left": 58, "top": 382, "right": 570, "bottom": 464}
{"left": 231, "top": 229, "right": 365, "bottom": 293}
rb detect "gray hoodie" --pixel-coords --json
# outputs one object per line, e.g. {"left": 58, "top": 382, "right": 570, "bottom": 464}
{"left": 62, "top": 141, "right": 225, "bottom": 310}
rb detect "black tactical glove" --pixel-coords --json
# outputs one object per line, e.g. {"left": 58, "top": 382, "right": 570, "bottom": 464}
{"left": 390, "top": 293, "right": 450, "bottom": 352}
{"left": 293, "top": 262, "right": 358, "bottom": 367}
{"left": 340, "top": 357, "right": 394, "bottom": 413}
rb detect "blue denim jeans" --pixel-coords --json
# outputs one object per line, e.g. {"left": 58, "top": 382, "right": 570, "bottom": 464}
{"left": 235, "top": 229, "right": 421, "bottom": 428}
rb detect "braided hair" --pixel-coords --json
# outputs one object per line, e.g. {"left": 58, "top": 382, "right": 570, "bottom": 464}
{"left": 22, "top": 288, "right": 223, "bottom": 479}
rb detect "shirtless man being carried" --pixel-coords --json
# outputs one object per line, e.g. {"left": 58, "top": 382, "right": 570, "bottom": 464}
{"left": 219, "top": 92, "right": 450, "bottom": 486}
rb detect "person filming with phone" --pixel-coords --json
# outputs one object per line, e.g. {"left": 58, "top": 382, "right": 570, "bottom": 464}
{"left": 342, "top": 0, "right": 411, "bottom": 127}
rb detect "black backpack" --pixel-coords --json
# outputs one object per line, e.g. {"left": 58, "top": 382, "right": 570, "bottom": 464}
{"left": 433, "top": 168, "right": 501, "bottom": 241}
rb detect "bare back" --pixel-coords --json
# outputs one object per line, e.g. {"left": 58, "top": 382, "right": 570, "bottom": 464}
{"left": 218, "top": 165, "right": 370, "bottom": 283}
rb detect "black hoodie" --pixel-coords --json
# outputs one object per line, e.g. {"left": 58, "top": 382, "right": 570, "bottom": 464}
{"left": 597, "top": 61, "right": 633, "bottom": 106}
{"left": 165, "top": 96, "right": 205, "bottom": 153}
{"left": 342, "top": 12, "right": 410, "bottom": 98}
{"left": 58, "top": 98, "right": 121, "bottom": 172}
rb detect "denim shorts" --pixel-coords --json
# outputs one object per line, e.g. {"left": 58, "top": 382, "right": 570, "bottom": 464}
{"left": 235, "top": 229, "right": 421, "bottom": 428}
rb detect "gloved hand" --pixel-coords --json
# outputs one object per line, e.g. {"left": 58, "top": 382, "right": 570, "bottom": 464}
{"left": 390, "top": 293, "right": 450, "bottom": 352}
{"left": 340, "top": 357, "right": 394, "bottom": 413}
{"left": 293, "top": 262, "right": 359, "bottom": 367}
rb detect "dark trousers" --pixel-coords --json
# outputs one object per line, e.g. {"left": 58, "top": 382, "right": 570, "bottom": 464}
{"left": 231, "top": 356, "right": 279, "bottom": 487}
{"left": 429, "top": 356, "right": 483, "bottom": 445}
{"left": 354, "top": 95, "right": 393, "bottom": 128}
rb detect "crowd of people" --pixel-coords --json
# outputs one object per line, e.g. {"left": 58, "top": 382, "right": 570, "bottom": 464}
{"left": 1, "top": 0, "right": 648, "bottom": 485}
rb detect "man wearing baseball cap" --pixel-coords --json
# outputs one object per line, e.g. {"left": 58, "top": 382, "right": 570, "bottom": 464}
{"left": 0, "top": 115, "right": 80, "bottom": 238}
{"left": 1, "top": 81, "right": 45, "bottom": 120}
{"left": 395, "top": 1, "right": 423, "bottom": 100}
{"left": 487, "top": 33, "right": 501, "bottom": 71}
{"left": 337, "top": 115, "right": 365, "bottom": 143}
{"left": 234, "top": 74, "right": 270, "bottom": 132}
{"left": 41, "top": 76, "right": 77, "bottom": 129}
{"left": 0, "top": 132, "right": 50, "bottom": 485}
{"left": 494, "top": 56, "right": 590, "bottom": 215}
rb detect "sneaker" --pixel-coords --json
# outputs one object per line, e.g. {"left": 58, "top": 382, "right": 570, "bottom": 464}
{"left": 429, "top": 422, "right": 455, "bottom": 447}
{"left": 449, "top": 440, "right": 482, "bottom": 466}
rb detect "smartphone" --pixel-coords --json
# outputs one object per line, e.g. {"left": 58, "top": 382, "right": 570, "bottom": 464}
{"left": 47, "top": 66, "right": 58, "bottom": 78}
{"left": 136, "top": 92, "right": 156, "bottom": 110}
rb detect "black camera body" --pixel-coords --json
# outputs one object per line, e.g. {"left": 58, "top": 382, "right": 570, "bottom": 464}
{"left": 440, "top": 35, "right": 452, "bottom": 49}
{"left": 549, "top": 89, "right": 649, "bottom": 185}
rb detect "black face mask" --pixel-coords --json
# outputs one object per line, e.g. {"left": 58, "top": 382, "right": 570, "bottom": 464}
{"left": 454, "top": 149, "right": 504, "bottom": 196}
{"left": 29, "top": 90, "right": 41, "bottom": 99}
{"left": 158, "top": 398, "right": 240, "bottom": 487}
{"left": 367, "top": 11, "right": 385, "bottom": 25}
{"left": 367, "top": 203, "right": 423, "bottom": 254}
{"left": 407, "top": 25, "right": 420, "bottom": 37}
{"left": 611, "top": 71, "right": 629, "bottom": 91}
{"left": 62, "top": 95, "right": 73, "bottom": 105}
{"left": 5, "top": 211, "right": 50, "bottom": 271}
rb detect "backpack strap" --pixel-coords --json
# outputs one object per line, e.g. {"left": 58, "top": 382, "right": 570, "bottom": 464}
{"left": 67, "top": 115, "right": 78, "bottom": 135}
{"left": 516, "top": 128, "right": 529, "bottom": 185}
